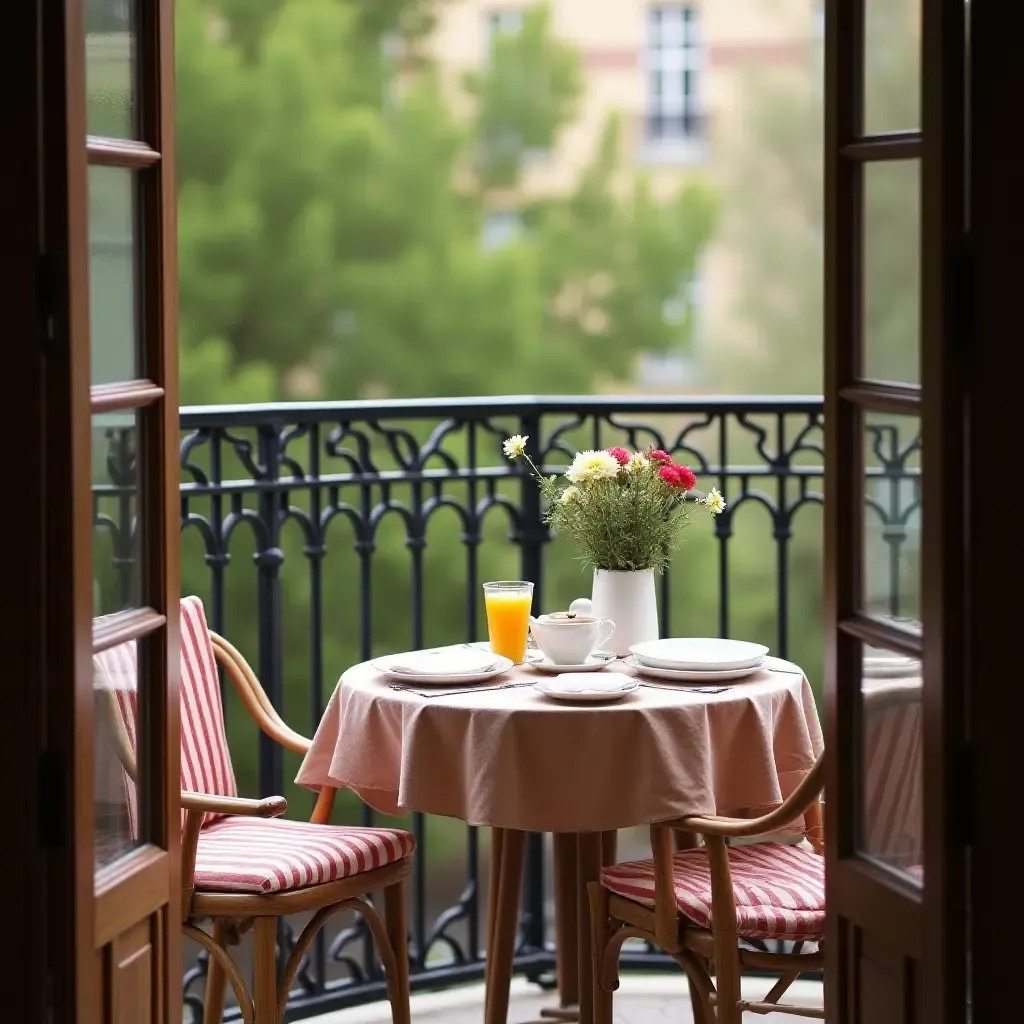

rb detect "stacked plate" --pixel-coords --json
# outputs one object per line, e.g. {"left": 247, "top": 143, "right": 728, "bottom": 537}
{"left": 626, "top": 637, "right": 770, "bottom": 683}
{"left": 373, "top": 646, "right": 514, "bottom": 686}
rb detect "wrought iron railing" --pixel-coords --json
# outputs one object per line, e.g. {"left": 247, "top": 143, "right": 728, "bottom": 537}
{"left": 91, "top": 395, "right": 920, "bottom": 1021}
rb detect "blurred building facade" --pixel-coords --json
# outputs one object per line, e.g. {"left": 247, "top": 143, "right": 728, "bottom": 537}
{"left": 431, "top": 0, "right": 824, "bottom": 387}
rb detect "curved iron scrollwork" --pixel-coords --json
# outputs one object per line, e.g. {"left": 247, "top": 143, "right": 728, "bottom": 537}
{"left": 89, "top": 396, "right": 917, "bottom": 1020}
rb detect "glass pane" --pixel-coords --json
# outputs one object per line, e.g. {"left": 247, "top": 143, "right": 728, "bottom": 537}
{"left": 858, "top": 641, "right": 923, "bottom": 882}
{"left": 862, "top": 412, "right": 921, "bottom": 626}
{"left": 863, "top": 160, "right": 920, "bottom": 384}
{"left": 864, "top": 0, "right": 921, "bottom": 134}
{"left": 93, "top": 635, "right": 141, "bottom": 870}
{"left": 89, "top": 166, "right": 140, "bottom": 385}
{"left": 93, "top": 411, "right": 140, "bottom": 615}
{"left": 86, "top": 0, "right": 137, "bottom": 139}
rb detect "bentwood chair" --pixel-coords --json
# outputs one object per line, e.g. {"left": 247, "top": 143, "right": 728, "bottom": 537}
{"left": 588, "top": 676, "right": 923, "bottom": 1023}
{"left": 94, "top": 596, "right": 414, "bottom": 1024}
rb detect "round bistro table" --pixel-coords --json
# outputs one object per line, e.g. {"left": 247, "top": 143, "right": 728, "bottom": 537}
{"left": 298, "top": 657, "right": 823, "bottom": 1024}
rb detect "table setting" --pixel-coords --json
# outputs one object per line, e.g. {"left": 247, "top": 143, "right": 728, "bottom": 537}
{"left": 297, "top": 438, "right": 824, "bottom": 1024}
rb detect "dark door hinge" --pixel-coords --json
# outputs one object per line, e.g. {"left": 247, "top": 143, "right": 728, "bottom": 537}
{"left": 951, "top": 740, "right": 974, "bottom": 848}
{"left": 37, "top": 251, "right": 61, "bottom": 353}
{"left": 38, "top": 751, "right": 66, "bottom": 849}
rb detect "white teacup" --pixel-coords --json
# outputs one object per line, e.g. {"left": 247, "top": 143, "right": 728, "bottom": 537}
{"left": 528, "top": 613, "right": 616, "bottom": 665}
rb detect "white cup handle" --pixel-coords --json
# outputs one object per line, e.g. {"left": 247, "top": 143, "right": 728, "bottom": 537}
{"left": 595, "top": 619, "right": 616, "bottom": 650}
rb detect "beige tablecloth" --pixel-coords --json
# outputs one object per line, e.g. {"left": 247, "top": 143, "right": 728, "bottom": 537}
{"left": 297, "top": 657, "right": 823, "bottom": 833}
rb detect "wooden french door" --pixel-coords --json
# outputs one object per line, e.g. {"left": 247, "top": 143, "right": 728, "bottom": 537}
{"left": 43, "top": 1, "right": 181, "bottom": 1022}
{"left": 823, "top": 0, "right": 969, "bottom": 1022}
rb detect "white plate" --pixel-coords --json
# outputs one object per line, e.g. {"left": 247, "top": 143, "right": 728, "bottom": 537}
{"left": 625, "top": 655, "right": 765, "bottom": 683}
{"left": 533, "top": 675, "right": 639, "bottom": 703}
{"left": 530, "top": 651, "right": 617, "bottom": 674}
{"left": 630, "top": 637, "right": 770, "bottom": 672}
{"left": 372, "top": 652, "right": 514, "bottom": 686}
{"left": 863, "top": 655, "right": 921, "bottom": 679}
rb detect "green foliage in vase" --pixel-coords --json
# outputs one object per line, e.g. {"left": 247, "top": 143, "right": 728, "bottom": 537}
{"left": 505, "top": 437, "right": 725, "bottom": 574}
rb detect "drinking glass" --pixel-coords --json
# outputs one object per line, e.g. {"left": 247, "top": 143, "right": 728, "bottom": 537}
{"left": 483, "top": 580, "right": 534, "bottom": 664}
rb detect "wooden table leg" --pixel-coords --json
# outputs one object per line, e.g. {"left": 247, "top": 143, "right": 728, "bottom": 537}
{"left": 552, "top": 833, "right": 579, "bottom": 1009}
{"left": 485, "top": 828, "right": 526, "bottom": 1024}
{"left": 575, "top": 833, "right": 604, "bottom": 1024}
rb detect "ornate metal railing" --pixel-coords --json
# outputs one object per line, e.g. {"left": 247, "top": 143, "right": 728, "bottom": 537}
{"left": 91, "top": 395, "right": 920, "bottom": 1021}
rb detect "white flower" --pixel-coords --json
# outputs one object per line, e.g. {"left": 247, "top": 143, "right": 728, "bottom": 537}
{"left": 703, "top": 487, "right": 727, "bottom": 514}
{"left": 560, "top": 485, "right": 579, "bottom": 504}
{"left": 503, "top": 434, "right": 529, "bottom": 459}
{"left": 625, "top": 453, "right": 650, "bottom": 474}
{"left": 565, "top": 449, "right": 621, "bottom": 484}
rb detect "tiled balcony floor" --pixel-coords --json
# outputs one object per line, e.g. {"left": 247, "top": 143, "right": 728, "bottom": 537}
{"left": 313, "top": 975, "right": 825, "bottom": 1024}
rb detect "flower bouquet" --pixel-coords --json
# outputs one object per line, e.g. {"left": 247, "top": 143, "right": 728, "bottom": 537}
{"left": 503, "top": 435, "right": 725, "bottom": 653}
{"left": 503, "top": 435, "right": 725, "bottom": 574}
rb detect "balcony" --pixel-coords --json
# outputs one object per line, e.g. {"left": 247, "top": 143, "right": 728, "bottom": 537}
{"left": 92, "top": 394, "right": 919, "bottom": 1022}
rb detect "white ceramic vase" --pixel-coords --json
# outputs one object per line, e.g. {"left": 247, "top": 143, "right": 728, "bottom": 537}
{"left": 590, "top": 568, "right": 659, "bottom": 656}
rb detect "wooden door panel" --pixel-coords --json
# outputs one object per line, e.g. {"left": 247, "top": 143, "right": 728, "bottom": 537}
{"left": 44, "top": 1, "right": 180, "bottom": 1022}
{"left": 824, "top": 0, "right": 967, "bottom": 1021}
{"left": 108, "top": 918, "right": 157, "bottom": 1024}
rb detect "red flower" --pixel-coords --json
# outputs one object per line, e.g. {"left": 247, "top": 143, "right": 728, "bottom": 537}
{"left": 648, "top": 449, "right": 672, "bottom": 464}
{"left": 658, "top": 465, "right": 682, "bottom": 487}
{"left": 674, "top": 464, "right": 697, "bottom": 491}
{"left": 606, "top": 446, "right": 630, "bottom": 466}
{"left": 659, "top": 463, "right": 697, "bottom": 491}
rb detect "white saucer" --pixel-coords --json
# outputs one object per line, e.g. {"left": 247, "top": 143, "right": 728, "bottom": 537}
{"left": 530, "top": 651, "right": 617, "bottom": 674}
{"left": 625, "top": 655, "right": 764, "bottom": 683}
{"left": 533, "top": 674, "right": 638, "bottom": 703}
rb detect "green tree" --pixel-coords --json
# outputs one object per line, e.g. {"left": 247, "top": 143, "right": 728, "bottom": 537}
{"left": 176, "top": 0, "right": 717, "bottom": 399}
{"left": 174, "top": 0, "right": 720, "bottom": 822}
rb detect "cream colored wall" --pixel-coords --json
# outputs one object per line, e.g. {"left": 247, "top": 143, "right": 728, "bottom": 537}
{"left": 430, "top": 1, "right": 822, "bottom": 378}
{"left": 431, "top": 0, "right": 817, "bottom": 192}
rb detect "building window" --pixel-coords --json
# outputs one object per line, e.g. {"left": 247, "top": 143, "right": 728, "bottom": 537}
{"left": 485, "top": 9, "right": 525, "bottom": 58}
{"left": 481, "top": 210, "right": 523, "bottom": 250}
{"left": 645, "top": 5, "right": 704, "bottom": 144}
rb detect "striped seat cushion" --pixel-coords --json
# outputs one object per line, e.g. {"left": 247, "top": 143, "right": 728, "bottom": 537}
{"left": 95, "top": 596, "right": 238, "bottom": 834}
{"left": 602, "top": 842, "right": 826, "bottom": 942}
{"left": 178, "top": 596, "right": 237, "bottom": 826}
{"left": 193, "top": 817, "right": 416, "bottom": 894}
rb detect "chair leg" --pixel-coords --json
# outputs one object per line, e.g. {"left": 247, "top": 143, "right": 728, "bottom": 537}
{"left": 203, "top": 920, "right": 230, "bottom": 1024}
{"left": 383, "top": 881, "right": 412, "bottom": 1024}
{"left": 587, "top": 882, "right": 614, "bottom": 1024}
{"left": 689, "top": 955, "right": 712, "bottom": 1024}
{"left": 252, "top": 917, "right": 279, "bottom": 1024}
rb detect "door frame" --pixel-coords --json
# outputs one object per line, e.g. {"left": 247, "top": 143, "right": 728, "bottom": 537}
{"left": 4, "top": 1, "right": 47, "bottom": 1021}
{"left": 968, "top": 3, "right": 1024, "bottom": 1017}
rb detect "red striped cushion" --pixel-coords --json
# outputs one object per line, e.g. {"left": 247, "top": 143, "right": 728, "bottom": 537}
{"left": 94, "top": 597, "right": 238, "bottom": 834}
{"left": 602, "top": 842, "right": 825, "bottom": 942}
{"left": 179, "top": 596, "right": 237, "bottom": 826}
{"left": 193, "top": 818, "right": 416, "bottom": 894}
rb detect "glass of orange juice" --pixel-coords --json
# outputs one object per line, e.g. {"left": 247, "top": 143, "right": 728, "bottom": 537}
{"left": 483, "top": 580, "right": 534, "bottom": 664}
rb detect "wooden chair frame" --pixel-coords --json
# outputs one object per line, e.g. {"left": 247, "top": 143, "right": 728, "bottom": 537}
{"left": 98, "top": 631, "right": 410, "bottom": 1024}
{"left": 588, "top": 757, "right": 826, "bottom": 1024}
